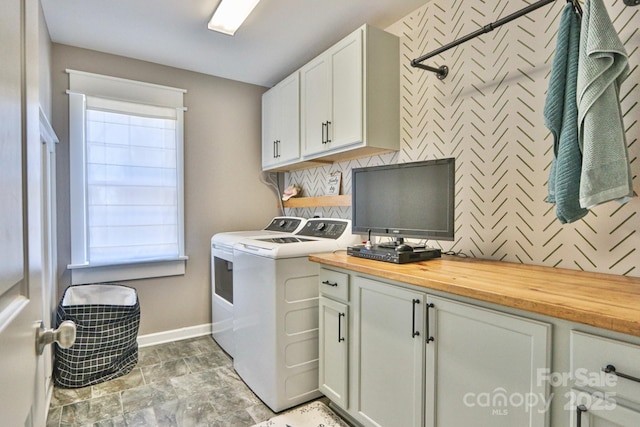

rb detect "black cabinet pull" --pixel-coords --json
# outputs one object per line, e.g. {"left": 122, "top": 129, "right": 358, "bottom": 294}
{"left": 412, "top": 299, "right": 420, "bottom": 338}
{"left": 602, "top": 364, "right": 640, "bottom": 384}
{"left": 426, "top": 302, "right": 435, "bottom": 343}
{"left": 322, "top": 280, "right": 338, "bottom": 287}
{"left": 326, "top": 121, "right": 331, "bottom": 143}
{"left": 338, "top": 312, "right": 345, "bottom": 342}
{"left": 576, "top": 404, "right": 587, "bottom": 427}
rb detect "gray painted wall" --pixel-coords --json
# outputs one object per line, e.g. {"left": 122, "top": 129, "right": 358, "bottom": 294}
{"left": 51, "top": 44, "right": 279, "bottom": 335}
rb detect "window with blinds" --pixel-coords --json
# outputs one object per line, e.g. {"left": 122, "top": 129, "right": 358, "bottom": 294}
{"left": 86, "top": 101, "right": 179, "bottom": 264}
{"left": 67, "top": 70, "right": 187, "bottom": 284}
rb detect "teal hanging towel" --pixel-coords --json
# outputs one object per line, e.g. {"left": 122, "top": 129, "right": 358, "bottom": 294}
{"left": 544, "top": 3, "right": 587, "bottom": 224}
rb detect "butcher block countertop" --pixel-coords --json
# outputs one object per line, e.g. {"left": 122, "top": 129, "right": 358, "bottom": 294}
{"left": 309, "top": 252, "right": 640, "bottom": 337}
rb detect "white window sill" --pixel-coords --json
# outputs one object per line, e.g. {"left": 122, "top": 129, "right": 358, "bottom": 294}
{"left": 68, "top": 257, "right": 188, "bottom": 285}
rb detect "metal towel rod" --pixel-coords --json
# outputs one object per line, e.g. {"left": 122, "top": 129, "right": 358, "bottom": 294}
{"left": 410, "top": 0, "right": 561, "bottom": 80}
{"left": 411, "top": 0, "right": 640, "bottom": 78}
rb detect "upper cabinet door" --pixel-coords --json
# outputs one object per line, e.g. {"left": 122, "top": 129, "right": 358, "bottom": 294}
{"left": 300, "top": 54, "right": 331, "bottom": 156}
{"left": 261, "top": 72, "right": 300, "bottom": 170}
{"left": 330, "top": 28, "right": 363, "bottom": 149}
{"left": 261, "top": 87, "right": 278, "bottom": 168}
{"left": 301, "top": 29, "right": 363, "bottom": 157}
{"left": 277, "top": 72, "right": 300, "bottom": 163}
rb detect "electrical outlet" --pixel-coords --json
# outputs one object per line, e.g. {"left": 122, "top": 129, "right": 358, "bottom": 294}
{"left": 313, "top": 211, "right": 323, "bottom": 218}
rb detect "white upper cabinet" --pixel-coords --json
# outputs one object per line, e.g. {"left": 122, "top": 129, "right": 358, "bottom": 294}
{"left": 301, "top": 24, "right": 399, "bottom": 160}
{"left": 262, "top": 24, "right": 399, "bottom": 171}
{"left": 262, "top": 72, "right": 300, "bottom": 169}
{"left": 301, "top": 30, "right": 362, "bottom": 155}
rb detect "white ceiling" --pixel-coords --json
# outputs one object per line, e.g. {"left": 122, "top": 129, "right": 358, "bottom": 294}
{"left": 41, "top": 0, "right": 429, "bottom": 88}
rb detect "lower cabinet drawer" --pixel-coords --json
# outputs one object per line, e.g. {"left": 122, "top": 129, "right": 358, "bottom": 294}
{"left": 319, "top": 268, "right": 349, "bottom": 302}
{"left": 570, "top": 331, "right": 640, "bottom": 407}
{"left": 569, "top": 389, "right": 640, "bottom": 427}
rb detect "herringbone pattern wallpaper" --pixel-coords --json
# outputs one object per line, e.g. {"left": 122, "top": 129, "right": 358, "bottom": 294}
{"left": 287, "top": 0, "right": 639, "bottom": 276}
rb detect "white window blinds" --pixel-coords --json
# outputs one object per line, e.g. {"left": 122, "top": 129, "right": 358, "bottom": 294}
{"left": 85, "top": 98, "right": 179, "bottom": 264}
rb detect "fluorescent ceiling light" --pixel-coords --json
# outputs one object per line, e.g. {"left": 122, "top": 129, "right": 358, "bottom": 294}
{"left": 208, "top": 0, "right": 261, "bottom": 36}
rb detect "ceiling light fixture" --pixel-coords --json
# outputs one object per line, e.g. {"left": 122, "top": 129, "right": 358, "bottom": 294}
{"left": 207, "top": 0, "right": 261, "bottom": 36}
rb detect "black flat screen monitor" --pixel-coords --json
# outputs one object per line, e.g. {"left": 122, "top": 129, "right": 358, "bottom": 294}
{"left": 352, "top": 158, "right": 455, "bottom": 244}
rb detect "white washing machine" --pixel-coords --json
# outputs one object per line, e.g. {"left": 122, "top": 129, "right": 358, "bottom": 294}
{"left": 210, "top": 217, "right": 307, "bottom": 357}
{"left": 232, "top": 218, "right": 360, "bottom": 412}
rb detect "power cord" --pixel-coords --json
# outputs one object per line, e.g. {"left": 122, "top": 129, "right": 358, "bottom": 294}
{"left": 442, "top": 250, "right": 470, "bottom": 258}
{"left": 259, "top": 172, "right": 284, "bottom": 215}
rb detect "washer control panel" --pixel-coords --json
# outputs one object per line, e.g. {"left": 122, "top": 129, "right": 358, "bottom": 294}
{"left": 296, "top": 219, "right": 349, "bottom": 239}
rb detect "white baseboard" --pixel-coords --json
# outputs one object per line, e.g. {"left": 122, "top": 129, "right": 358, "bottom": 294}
{"left": 137, "top": 323, "right": 212, "bottom": 348}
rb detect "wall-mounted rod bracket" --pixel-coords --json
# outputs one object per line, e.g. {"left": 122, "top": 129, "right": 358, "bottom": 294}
{"left": 410, "top": 62, "right": 449, "bottom": 80}
{"left": 410, "top": 0, "right": 556, "bottom": 79}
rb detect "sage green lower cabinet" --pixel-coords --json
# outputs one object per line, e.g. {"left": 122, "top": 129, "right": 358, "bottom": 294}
{"left": 316, "top": 266, "right": 640, "bottom": 427}
{"left": 425, "top": 296, "right": 551, "bottom": 427}
{"left": 319, "top": 269, "right": 551, "bottom": 427}
{"left": 569, "top": 389, "right": 640, "bottom": 427}
{"left": 318, "top": 296, "right": 349, "bottom": 408}
{"left": 568, "top": 331, "right": 640, "bottom": 427}
{"left": 351, "top": 277, "right": 425, "bottom": 427}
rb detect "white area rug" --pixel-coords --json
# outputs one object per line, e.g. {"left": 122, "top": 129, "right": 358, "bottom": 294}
{"left": 251, "top": 401, "right": 350, "bottom": 427}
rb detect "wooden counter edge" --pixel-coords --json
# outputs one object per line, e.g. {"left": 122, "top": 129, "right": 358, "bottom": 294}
{"left": 309, "top": 253, "right": 640, "bottom": 338}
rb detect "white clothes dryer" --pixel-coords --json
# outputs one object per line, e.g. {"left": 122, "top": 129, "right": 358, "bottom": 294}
{"left": 210, "top": 216, "right": 307, "bottom": 357}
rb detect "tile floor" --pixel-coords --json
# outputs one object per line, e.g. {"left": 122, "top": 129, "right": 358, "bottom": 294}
{"left": 46, "top": 336, "right": 280, "bottom": 426}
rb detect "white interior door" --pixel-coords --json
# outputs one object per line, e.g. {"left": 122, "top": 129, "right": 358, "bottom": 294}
{"left": 0, "top": 0, "right": 47, "bottom": 425}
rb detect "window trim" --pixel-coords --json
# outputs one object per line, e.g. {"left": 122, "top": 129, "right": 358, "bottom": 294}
{"left": 66, "top": 70, "right": 188, "bottom": 285}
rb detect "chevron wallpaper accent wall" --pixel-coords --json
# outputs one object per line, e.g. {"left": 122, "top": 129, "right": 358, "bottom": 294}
{"left": 286, "top": 0, "right": 640, "bottom": 277}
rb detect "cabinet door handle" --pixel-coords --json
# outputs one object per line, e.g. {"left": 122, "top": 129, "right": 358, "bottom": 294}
{"left": 322, "top": 280, "right": 338, "bottom": 287}
{"left": 338, "top": 312, "right": 345, "bottom": 342}
{"left": 412, "top": 299, "right": 420, "bottom": 338}
{"left": 426, "top": 302, "right": 435, "bottom": 343}
{"left": 322, "top": 122, "right": 328, "bottom": 144}
{"left": 576, "top": 404, "right": 587, "bottom": 427}
{"left": 602, "top": 364, "right": 640, "bottom": 384}
{"left": 326, "top": 121, "right": 332, "bottom": 143}
{"left": 273, "top": 140, "right": 277, "bottom": 158}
